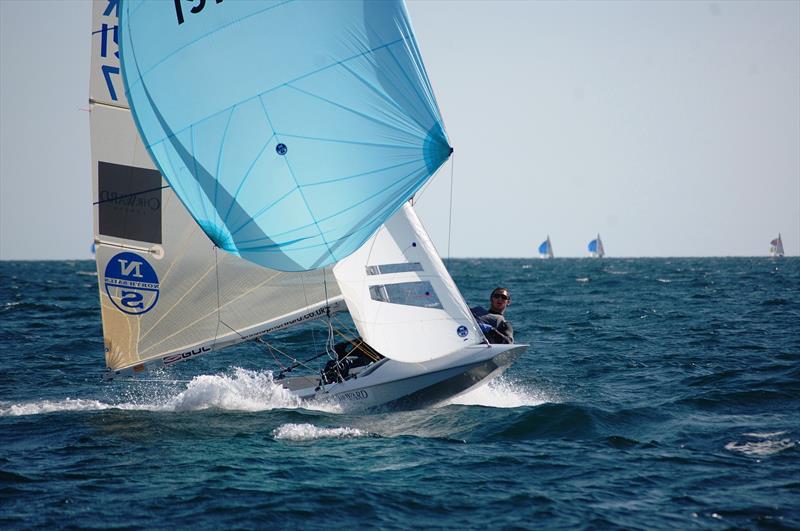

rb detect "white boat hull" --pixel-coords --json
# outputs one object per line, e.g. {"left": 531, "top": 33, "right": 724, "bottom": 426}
{"left": 279, "top": 343, "right": 526, "bottom": 411}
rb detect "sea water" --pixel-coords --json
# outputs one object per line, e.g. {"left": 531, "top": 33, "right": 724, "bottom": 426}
{"left": 1, "top": 258, "right": 798, "bottom": 529}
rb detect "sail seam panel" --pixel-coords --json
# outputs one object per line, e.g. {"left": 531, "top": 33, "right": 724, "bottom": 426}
{"left": 274, "top": 132, "right": 420, "bottom": 151}
{"left": 332, "top": 59, "right": 431, "bottom": 137}
{"left": 232, "top": 161, "right": 425, "bottom": 244}
{"left": 381, "top": 35, "right": 439, "bottom": 130}
{"left": 214, "top": 105, "right": 238, "bottom": 218}
{"left": 282, "top": 83, "right": 423, "bottom": 146}
{"left": 137, "top": 261, "right": 217, "bottom": 347}
{"left": 123, "top": 0, "right": 294, "bottom": 91}
{"left": 253, "top": 94, "right": 325, "bottom": 256}
{"left": 126, "top": 35, "right": 409, "bottom": 148}
{"left": 223, "top": 133, "right": 276, "bottom": 224}
{"left": 235, "top": 165, "right": 425, "bottom": 247}
{"left": 300, "top": 159, "right": 422, "bottom": 188}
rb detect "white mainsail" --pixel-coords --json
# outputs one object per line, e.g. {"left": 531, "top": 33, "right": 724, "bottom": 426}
{"left": 90, "top": 1, "right": 342, "bottom": 376}
{"left": 333, "top": 203, "right": 481, "bottom": 363}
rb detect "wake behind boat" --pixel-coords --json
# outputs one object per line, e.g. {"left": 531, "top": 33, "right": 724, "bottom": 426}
{"left": 89, "top": 0, "right": 525, "bottom": 411}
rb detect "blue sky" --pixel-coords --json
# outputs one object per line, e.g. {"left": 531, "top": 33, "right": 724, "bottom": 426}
{"left": 1, "top": 0, "right": 798, "bottom": 259}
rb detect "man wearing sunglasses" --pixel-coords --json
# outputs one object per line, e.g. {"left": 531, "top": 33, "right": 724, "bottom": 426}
{"left": 470, "top": 287, "right": 514, "bottom": 344}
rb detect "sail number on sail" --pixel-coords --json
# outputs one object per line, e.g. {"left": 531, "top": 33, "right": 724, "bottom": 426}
{"left": 95, "top": 0, "right": 121, "bottom": 101}
{"left": 174, "top": 0, "right": 224, "bottom": 25}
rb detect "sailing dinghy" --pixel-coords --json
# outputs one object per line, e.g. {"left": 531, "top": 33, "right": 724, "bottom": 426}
{"left": 90, "top": 0, "right": 525, "bottom": 410}
{"left": 588, "top": 234, "right": 605, "bottom": 258}
{"left": 770, "top": 234, "right": 784, "bottom": 257}
{"left": 538, "top": 235, "right": 554, "bottom": 259}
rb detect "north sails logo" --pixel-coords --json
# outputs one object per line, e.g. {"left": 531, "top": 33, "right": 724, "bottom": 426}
{"left": 104, "top": 252, "right": 160, "bottom": 315}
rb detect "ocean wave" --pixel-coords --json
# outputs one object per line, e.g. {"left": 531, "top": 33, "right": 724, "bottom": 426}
{"left": 272, "top": 423, "right": 368, "bottom": 441}
{"left": 484, "top": 403, "right": 599, "bottom": 440}
{"left": 0, "top": 398, "right": 143, "bottom": 416}
{"left": 160, "top": 368, "right": 305, "bottom": 412}
{"left": 444, "top": 376, "right": 553, "bottom": 408}
{"left": 0, "top": 301, "right": 64, "bottom": 314}
{"left": 0, "top": 368, "right": 338, "bottom": 416}
{"left": 725, "top": 432, "right": 796, "bottom": 457}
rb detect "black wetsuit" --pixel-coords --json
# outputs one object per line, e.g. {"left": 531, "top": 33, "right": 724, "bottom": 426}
{"left": 470, "top": 306, "right": 514, "bottom": 344}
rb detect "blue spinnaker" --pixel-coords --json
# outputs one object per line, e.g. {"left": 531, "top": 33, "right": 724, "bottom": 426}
{"left": 119, "top": 0, "right": 451, "bottom": 271}
{"left": 588, "top": 239, "right": 598, "bottom": 253}
{"left": 538, "top": 241, "right": 549, "bottom": 254}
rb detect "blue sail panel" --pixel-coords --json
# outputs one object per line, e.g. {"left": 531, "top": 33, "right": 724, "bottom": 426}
{"left": 119, "top": 0, "right": 450, "bottom": 271}
{"left": 538, "top": 241, "right": 549, "bottom": 254}
{"left": 588, "top": 239, "right": 598, "bottom": 253}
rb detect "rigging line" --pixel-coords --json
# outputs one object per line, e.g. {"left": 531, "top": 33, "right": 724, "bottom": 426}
{"left": 331, "top": 315, "right": 359, "bottom": 339}
{"left": 446, "top": 153, "right": 455, "bottom": 268}
{"left": 92, "top": 185, "right": 170, "bottom": 205}
{"left": 213, "top": 246, "right": 222, "bottom": 349}
{"left": 329, "top": 321, "right": 381, "bottom": 363}
{"left": 322, "top": 270, "right": 335, "bottom": 359}
{"left": 299, "top": 270, "right": 321, "bottom": 361}
{"left": 408, "top": 149, "right": 453, "bottom": 205}
{"left": 254, "top": 337, "right": 288, "bottom": 371}
{"left": 215, "top": 314, "right": 303, "bottom": 372}
{"left": 255, "top": 336, "right": 329, "bottom": 373}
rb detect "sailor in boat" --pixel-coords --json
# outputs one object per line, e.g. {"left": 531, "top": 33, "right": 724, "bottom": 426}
{"left": 320, "top": 338, "right": 383, "bottom": 384}
{"left": 470, "top": 288, "right": 514, "bottom": 344}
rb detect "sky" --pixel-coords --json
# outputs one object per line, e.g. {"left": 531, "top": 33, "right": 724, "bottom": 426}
{"left": 1, "top": 0, "right": 798, "bottom": 260}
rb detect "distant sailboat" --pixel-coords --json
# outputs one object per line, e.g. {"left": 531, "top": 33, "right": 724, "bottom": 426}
{"left": 538, "top": 235, "right": 554, "bottom": 259}
{"left": 770, "top": 234, "right": 785, "bottom": 257}
{"left": 588, "top": 234, "right": 605, "bottom": 258}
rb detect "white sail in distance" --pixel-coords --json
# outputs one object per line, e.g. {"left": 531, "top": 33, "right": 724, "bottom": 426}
{"left": 770, "top": 234, "right": 785, "bottom": 257}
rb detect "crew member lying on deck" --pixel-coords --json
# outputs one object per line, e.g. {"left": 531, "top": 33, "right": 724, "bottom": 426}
{"left": 320, "top": 338, "right": 382, "bottom": 384}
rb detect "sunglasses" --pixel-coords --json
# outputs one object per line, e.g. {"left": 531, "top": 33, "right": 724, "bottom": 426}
{"left": 492, "top": 293, "right": 509, "bottom": 301}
